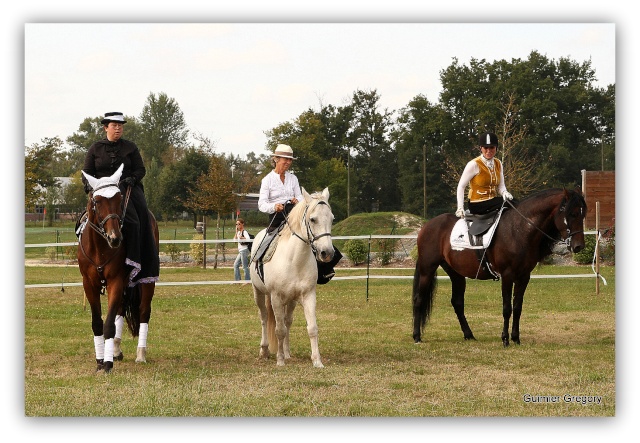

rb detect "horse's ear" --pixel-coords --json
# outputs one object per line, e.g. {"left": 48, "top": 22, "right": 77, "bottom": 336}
{"left": 322, "top": 187, "right": 330, "bottom": 201}
{"left": 574, "top": 185, "right": 583, "bottom": 196}
{"left": 82, "top": 170, "right": 98, "bottom": 191}
{"left": 112, "top": 163, "right": 124, "bottom": 183}
{"left": 301, "top": 187, "right": 311, "bottom": 202}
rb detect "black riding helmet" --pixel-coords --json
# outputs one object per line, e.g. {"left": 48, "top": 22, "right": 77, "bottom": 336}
{"left": 478, "top": 132, "right": 498, "bottom": 147}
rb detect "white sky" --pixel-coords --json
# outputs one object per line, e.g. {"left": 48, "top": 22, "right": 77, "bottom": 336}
{"left": 24, "top": 22, "right": 615, "bottom": 158}
{"left": 6, "top": 1, "right": 640, "bottom": 442}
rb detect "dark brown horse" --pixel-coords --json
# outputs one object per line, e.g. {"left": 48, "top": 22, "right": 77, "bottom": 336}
{"left": 412, "top": 188, "right": 587, "bottom": 346}
{"left": 78, "top": 164, "right": 159, "bottom": 372}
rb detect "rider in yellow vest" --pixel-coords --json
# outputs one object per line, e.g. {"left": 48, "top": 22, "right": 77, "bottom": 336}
{"left": 456, "top": 132, "right": 513, "bottom": 217}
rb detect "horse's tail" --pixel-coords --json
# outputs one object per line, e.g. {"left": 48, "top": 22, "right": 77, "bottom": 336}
{"left": 412, "top": 260, "right": 437, "bottom": 341}
{"left": 266, "top": 295, "right": 277, "bottom": 353}
{"left": 123, "top": 284, "right": 142, "bottom": 337}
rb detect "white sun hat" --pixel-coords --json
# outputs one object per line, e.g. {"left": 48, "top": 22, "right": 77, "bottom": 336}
{"left": 273, "top": 144, "right": 297, "bottom": 159}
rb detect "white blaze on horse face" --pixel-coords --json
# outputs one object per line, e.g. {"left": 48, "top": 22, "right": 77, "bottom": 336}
{"left": 82, "top": 164, "right": 124, "bottom": 198}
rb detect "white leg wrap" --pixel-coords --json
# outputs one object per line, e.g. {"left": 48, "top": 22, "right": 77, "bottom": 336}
{"left": 115, "top": 315, "right": 124, "bottom": 340}
{"left": 94, "top": 335, "right": 105, "bottom": 360}
{"left": 104, "top": 338, "right": 114, "bottom": 362}
{"left": 138, "top": 323, "right": 149, "bottom": 348}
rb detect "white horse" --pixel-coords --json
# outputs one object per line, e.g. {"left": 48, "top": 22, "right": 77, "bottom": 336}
{"left": 250, "top": 187, "right": 335, "bottom": 368}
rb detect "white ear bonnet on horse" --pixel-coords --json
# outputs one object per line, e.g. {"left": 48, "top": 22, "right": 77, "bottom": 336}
{"left": 82, "top": 164, "right": 124, "bottom": 198}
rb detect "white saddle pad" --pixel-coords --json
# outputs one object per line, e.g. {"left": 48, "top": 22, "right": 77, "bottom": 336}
{"left": 450, "top": 210, "right": 503, "bottom": 251}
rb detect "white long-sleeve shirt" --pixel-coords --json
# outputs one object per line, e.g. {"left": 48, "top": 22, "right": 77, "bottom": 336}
{"left": 456, "top": 156, "right": 508, "bottom": 210}
{"left": 258, "top": 170, "right": 303, "bottom": 214}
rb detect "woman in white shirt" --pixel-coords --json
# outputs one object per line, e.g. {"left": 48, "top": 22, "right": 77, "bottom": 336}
{"left": 233, "top": 218, "right": 251, "bottom": 283}
{"left": 258, "top": 144, "right": 303, "bottom": 231}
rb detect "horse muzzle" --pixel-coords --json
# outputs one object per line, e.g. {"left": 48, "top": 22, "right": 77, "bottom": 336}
{"left": 106, "top": 230, "right": 123, "bottom": 249}
{"left": 316, "top": 247, "right": 334, "bottom": 263}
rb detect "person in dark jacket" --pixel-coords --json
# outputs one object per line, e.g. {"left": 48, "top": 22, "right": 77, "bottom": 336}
{"left": 81, "top": 111, "right": 159, "bottom": 286}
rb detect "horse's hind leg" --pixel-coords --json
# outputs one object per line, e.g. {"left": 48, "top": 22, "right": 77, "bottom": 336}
{"left": 135, "top": 283, "right": 155, "bottom": 363}
{"left": 283, "top": 300, "right": 296, "bottom": 360}
{"left": 442, "top": 263, "right": 475, "bottom": 341}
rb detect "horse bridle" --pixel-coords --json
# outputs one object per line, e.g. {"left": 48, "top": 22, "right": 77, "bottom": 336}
{"left": 506, "top": 198, "right": 584, "bottom": 247}
{"left": 79, "top": 183, "right": 132, "bottom": 289}
{"left": 287, "top": 199, "right": 332, "bottom": 254}
{"left": 85, "top": 182, "right": 131, "bottom": 242}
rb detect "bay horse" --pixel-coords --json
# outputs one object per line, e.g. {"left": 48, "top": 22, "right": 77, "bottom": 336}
{"left": 250, "top": 187, "right": 335, "bottom": 367}
{"left": 78, "top": 164, "right": 159, "bottom": 372}
{"left": 412, "top": 188, "right": 587, "bottom": 346}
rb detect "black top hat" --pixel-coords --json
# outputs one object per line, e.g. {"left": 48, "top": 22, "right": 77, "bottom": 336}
{"left": 478, "top": 132, "right": 498, "bottom": 147}
{"left": 101, "top": 112, "right": 127, "bottom": 125}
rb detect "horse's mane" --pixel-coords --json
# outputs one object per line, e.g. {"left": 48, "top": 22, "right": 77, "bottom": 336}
{"left": 280, "top": 191, "right": 327, "bottom": 239}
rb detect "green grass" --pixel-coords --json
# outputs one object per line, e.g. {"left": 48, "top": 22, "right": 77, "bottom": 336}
{"left": 23, "top": 264, "right": 615, "bottom": 417}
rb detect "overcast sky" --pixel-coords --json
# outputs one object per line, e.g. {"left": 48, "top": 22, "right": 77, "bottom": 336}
{"left": 25, "top": 22, "right": 614, "bottom": 158}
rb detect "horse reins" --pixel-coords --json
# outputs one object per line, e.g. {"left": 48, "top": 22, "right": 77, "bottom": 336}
{"left": 505, "top": 198, "right": 583, "bottom": 246}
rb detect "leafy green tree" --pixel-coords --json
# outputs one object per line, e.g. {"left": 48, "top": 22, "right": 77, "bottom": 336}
{"left": 61, "top": 171, "right": 88, "bottom": 216}
{"left": 137, "top": 92, "right": 189, "bottom": 167}
{"left": 184, "top": 155, "right": 237, "bottom": 268}
{"left": 438, "top": 51, "right": 615, "bottom": 194}
{"left": 24, "top": 137, "right": 60, "bottom": 210}
{"left": 393, "top": 95, "right": 452, "bottom": 217}
{"left": 346, "top": 89, "right": 399, "bottom": 213}
{"left": 157, "top": 147, "right": 212, "bottom": 223}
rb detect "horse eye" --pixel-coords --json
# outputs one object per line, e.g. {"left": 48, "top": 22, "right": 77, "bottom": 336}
{"left": 310, "top": 217, "right": 317, "bottom": 223}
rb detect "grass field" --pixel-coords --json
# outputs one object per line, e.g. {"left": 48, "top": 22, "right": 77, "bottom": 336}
{"left": 24, "top": 263, "right": 615, "bottom": 417}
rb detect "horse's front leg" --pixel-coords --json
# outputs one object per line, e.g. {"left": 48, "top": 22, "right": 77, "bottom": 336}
{"left": 82, "top": 278, "right": 105, "bottom": 371}
{"left": 253, "top": 288, "right": 270, "bottom": 359}
{"left": 510, "top": 275, "right": 530, "bottom": 345}
{"left": 501, "top": 279, "right": 514, "bottom": 347}
{"left": 300, "top": 292, "right": 323, "bottom": 368}
{"left": 103, "top": 281, "right": 124, "bottom": 373}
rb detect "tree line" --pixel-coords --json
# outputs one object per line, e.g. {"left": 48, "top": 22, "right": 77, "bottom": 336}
{"left": 25, "top": 51, "right": 614, "bottom": 225}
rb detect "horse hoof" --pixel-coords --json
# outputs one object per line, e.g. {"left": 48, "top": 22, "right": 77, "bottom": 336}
{"left": 313, "top": 361, "right": 324, "bottom": 368}
{"left": 464, "top": 335, "right": 476, "bottom": 341}
{"left": 104, "top": 361, "right": 114, "bottom": 373}
{"left": 114, "top": 352, "right": 124, "bottom": 361}
{"left": 502, "top": 340, "right": 510, "bottom": 347}
{"left": 135, "top": 347, "right": 147, "bottom": 363}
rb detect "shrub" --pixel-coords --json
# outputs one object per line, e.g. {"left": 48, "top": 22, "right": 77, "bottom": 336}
{"left": 377, "top": 238, "right": 396, "bottom": 266}
{"left": 190, "top": 234, "right": 204, "bottom": 263}
{"left": 45, "top": 246, "right": 56, "bottom": 261}
{"left": 410, "top": 245, "right": 418, "bottom": 263}
{"left": 572, "top": 234, "right": 596, "bottom": 265}
{"left": 343, "top": 239, "right": 368, "bottom": 265}
{"left": 166, "top": 243, "right": 182, "bottom": 262}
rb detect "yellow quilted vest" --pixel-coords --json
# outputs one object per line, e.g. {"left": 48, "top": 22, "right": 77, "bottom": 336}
{"left": 468, "top": 156, "right": 502, "bottom": 202}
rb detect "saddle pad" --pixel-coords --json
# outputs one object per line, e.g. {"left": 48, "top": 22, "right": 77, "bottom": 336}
{"left": 261, "top": 235, "right": 280, "bottom": 263}
{"left": 450, "top": 210, "right": 503, "bottom": 251}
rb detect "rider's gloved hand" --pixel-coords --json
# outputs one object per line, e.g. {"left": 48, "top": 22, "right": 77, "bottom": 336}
{"left": 455, "top": 208, "right": 465, "bottom": 218}
{"left": 502, "top": 191, "right": 513, "bottom": 201}
{"left": 123, "top": 176, "right": 136, "bottom": 187}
